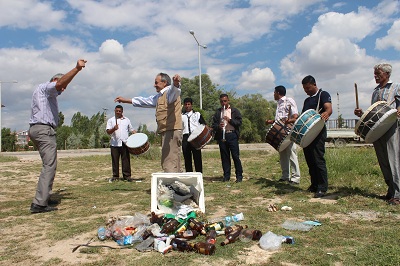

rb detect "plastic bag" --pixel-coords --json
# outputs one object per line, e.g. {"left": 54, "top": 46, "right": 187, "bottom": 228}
{"left": 259, "top": 231, "right": 282, "bottom": 251}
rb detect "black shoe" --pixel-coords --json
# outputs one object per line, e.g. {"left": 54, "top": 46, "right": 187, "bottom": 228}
{"left": 48, "top": 199, "right": 59, "bottom": 205}
{"left": 30, "top": 203, "right": 58, "bottom": 214}
{"left": 123, "top": 177, "right": 133, "bottom": 182}
{"left": 223, "top": 178, "right": 230, "bottom": 182}
{"left": 307, "top": 186, "right": 317, "bottom": 193}
{"left": 278, "top": 178, "right": 289, "bottom": 182}
{"left": 314, "top": 191, "right": 326, "bottom": 198}
{"left": 235, "top": 179, "right": 242, "bottom": 183}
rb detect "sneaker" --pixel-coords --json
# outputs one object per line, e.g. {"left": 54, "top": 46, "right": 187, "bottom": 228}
{"left": 109, "top": 177, "right": 119, "bottom": 183}
{"left": 289, "top": 177, "right": 300, "bottom": 184}
{"left": 314, "top": 191, "right": 326, "bottom": 198}
{"left": 30, "top": 203, "right": 58, "bottom": 214}
{"left": 388, "top": 198, "right": 400, "bottom": 205}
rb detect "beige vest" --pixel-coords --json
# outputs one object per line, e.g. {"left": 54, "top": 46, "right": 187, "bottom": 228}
{"left": 156, "top": 91, "right": 182, "bottom": 133}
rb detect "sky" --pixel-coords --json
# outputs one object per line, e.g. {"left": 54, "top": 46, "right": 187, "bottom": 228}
{"left": 0, "top": 0, "right": 399, "bottom": 132}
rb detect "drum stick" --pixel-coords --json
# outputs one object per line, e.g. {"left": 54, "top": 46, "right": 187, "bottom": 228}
{"left": 355, "top": 83, "right": 359, "bottom": 109}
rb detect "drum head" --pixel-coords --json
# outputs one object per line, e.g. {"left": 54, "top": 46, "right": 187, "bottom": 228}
{"left": 299, "top": 118, "right": 325, "bottom": 148}
{"left": 364, "top": 109, "right": 397, "bottom": 143}
{"left": 126, "top": 133, "right": 148, "bottom": 148}
{"left": 188, "top": 124, "right": 205, "bottom": 142}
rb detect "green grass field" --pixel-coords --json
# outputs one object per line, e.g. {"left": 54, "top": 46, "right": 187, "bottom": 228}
{"left": 0, "top": 146, "right": 399, "bottom": 266}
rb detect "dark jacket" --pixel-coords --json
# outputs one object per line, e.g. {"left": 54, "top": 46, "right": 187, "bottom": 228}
{"left": 212, "top": 106, "right": 242, "bottom": 140}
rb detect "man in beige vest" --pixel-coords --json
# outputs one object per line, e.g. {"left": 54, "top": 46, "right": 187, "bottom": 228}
{"left": 115, "top": 73, "right": 182, "bottom": 172}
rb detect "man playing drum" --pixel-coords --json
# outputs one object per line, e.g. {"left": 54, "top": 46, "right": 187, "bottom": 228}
{"left": 106, "top": 105, "right": 136, "bottom": 182}
{"left": 301, "top": 75, "right": 332, "bottom": 198}
{"left": 182, "top": 98, "right": 206, "bottom": 173}
{"left": 115, "top": 73, "right": 182, "bottom": 173}
{"left": 354, "top": 63, "right": 400, "bottom": 205}
{"left": 266, "top": 86, "right": 301, "bottom": 184}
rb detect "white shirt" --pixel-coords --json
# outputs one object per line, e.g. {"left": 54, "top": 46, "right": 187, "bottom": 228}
{"left": 130, "top": 84, "right": 181, "bottom": 108}
{"left": 106, "top": 116, "right": 134, "bottom": 147}
{"left": 182, "top": 110, "right": 202, "bottom": 134}
{"left": 275, "top": 96, "right": 299, "bottom": 121}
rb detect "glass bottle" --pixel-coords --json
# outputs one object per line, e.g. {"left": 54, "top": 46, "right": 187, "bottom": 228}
{"left": 171, "top": 238, "right": 194, "bottom": 252}
{"left": 160, "top": 218, "right": 179, "bottom": 234}
{"left": 205, "top": 221, "right": 224, "bottom": 232}
{"left": 205, "top": 229, "right": 217, "bottom": 244}
{"left": 224, "top": 224, "right": 246, "bottom": 235}
{"left": 188, "top": 217, "right": 207, "bottom": 235}
{"left": 220, "top": 228, "right": 242, "bottom": 246}
{"left": 175, "top": 229, "right": 199, "bottom": 240}
{"left": 189, "top": 242, "right": 216, "bottom": 255}
{"left": 150, "top": 211, "right": 165, "bottom": 226}
{"left": 174, "top": 220, "right": 189, "bottom": 235}
{"left": 239, "top": 229, "right": 263, "bottom": 242}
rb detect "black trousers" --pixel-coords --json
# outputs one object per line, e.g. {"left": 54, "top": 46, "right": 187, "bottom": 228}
{"left": 110, "top": 144, "right": 131, "bottom": 178}
{"left": 303, "top": 126, "right": 328, "bottom": 192}
{"left": 182, "top": 134, "right": 203, "bottom": 173}
{"left": 217, "top": 132, "right": 243, "bottom": 181}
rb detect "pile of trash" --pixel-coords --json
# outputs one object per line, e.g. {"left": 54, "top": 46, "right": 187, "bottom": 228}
{"left": 91, "top": 210, "right": 317, "bottom": 255}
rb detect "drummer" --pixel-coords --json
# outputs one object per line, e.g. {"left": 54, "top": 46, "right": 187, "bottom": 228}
{"left": 265, "top": 86, "right": 301, "bottom": 184}
{"left": 301, "top": 75, "right": 332, "bottom": 198}
{"left": 182, "top": 98, "right": 206, "bottom": 173}
{"left": 354, "top": 63, "right": 400, "bottom": 205}
{"left": 106, "top": 105, "right": 136, "bottom": 182}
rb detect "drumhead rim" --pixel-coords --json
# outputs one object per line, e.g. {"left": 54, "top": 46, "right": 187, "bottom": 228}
{"left": 355, "top": 101, "right": 390, "bottom": 131}
{"left": 126, "top": 133, "right": 149, "bottom": 148}
{"left": 363, "top": 110, "right": 398, "bottom": 142}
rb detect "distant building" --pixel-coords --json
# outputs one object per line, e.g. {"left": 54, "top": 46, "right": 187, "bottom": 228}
{"left": 16, "top": 130, "right": 30, "bottom": 148}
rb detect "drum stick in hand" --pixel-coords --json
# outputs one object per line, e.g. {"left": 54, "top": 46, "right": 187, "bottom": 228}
{"left": 355, "top": 83, "right": 359, "bottom": 109}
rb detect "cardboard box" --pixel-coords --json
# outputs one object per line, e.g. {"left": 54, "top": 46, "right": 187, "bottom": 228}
{"left": 151, "top": 172, "right": 205, "bottom": 214}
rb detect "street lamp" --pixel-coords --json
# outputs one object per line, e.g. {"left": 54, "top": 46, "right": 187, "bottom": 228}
{"left": 0, "top": 80, "right": 18, "bottom": 152}
{"left": 189, "top": 30, "right": 207, "bottom": 110}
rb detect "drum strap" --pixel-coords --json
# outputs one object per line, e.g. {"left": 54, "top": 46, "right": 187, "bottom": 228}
{"left": 316, "top": 90, "right": 322, "bottom": 113}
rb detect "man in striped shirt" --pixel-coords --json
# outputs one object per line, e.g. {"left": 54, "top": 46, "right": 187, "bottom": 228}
{"left": 28, "top": 59, "right": 87, "bottom": 213}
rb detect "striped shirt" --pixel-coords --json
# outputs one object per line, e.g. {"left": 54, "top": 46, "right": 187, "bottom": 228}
{"left": 275, "top": 96, "right": 299, "bottom": 121}
{"left": 371, "top": 81, "right": 400, "bottom": 109}
{"left": 29, "top": 81, "right": 61, "bottom": 128}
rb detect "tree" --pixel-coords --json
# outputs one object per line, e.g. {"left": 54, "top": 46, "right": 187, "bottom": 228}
{"left": 1, "top": 128, "right": 16, "bottom": 152}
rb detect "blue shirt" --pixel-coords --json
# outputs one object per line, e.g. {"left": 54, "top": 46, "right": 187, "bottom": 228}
{"left": 29, "top": 81, "right": 61, "bottom": 128}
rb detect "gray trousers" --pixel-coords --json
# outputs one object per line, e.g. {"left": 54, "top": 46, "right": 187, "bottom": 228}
{"left": 161, "top": 129, "right": 182, "bottom": 173}
{"left": 373, "top": 121, "right": 400, "bottom": 198}
{"left": 28, "top": 124, "right": 57, "bottom": 206}
{"left": 280, "top": 142, "right": 301, "bottom": 182}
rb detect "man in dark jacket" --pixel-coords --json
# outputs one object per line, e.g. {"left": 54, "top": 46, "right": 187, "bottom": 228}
{"left": 212, "top": 94, "right": 243, "bottom": 182}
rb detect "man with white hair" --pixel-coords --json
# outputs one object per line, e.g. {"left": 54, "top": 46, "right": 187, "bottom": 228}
{"left": 354, "top": 63, "right": 400, "bottom": 205}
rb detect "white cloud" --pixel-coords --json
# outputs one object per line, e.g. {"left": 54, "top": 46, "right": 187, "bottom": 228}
{"left": 0, "top": 0, "right": 65, "bottom": 31}
{"left": 376, "top": 20, "right": 400, "bottom": 51}
{"left": 238, "top": 67, "right": 275, "bottom": 91}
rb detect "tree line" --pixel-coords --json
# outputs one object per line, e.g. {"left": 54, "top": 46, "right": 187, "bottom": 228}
{"left": 1, "top": 74, "right": 277, "bottom": 152}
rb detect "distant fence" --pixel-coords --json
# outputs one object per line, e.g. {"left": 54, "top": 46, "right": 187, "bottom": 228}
{"left": 326, "top": 119, "right": 358, "bottom": 129}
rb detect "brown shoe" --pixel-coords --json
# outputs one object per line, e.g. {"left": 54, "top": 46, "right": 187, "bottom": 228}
{"left": 388, "top": 198, "right": 400, "bottom": 205}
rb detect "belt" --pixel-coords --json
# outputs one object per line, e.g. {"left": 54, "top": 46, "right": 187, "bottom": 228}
{"left": 225, "top": 130, "right": 235, "bottom": 133}
{"left": 30, "top": 123, "right": 55, "bottom": 129}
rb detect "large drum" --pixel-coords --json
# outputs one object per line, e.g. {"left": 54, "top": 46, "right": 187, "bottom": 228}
{"left": 290, "top": 109, "right": 325, "bottom": 148}
{"left": 188, "top": 124, "right": 212, "bottom": 150}
{"left": 125, "top": 133, "right": 150, "bottom": 155}
{"left": 354, "top": 101, "right": 398, "bottom": 143}
{"left": 265, "top": 120, "right": 293, "bottom": 152}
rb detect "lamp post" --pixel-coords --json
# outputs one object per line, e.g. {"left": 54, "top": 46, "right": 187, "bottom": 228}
{"left": 189, "top": 30, "right": 207, "bottom": 110}
{"left": 0, "top": 80, "right": 18, "bottom": 152}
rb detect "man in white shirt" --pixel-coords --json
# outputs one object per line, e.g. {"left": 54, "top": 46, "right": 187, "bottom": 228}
{"left": 182, "top": 98, "right": 206, "bottom": 173}
{"left": 114, "top": 73, "right": 182, "bottom": 172}
{"left": 106, "top": 105, "right": 136, "bottom": 182}
{"left": 266, "top": 86, "right": 301, "bottom": 184}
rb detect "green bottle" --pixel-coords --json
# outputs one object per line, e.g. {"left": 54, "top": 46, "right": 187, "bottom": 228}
{"left": 205, "top": 221, "right": 224, "bottom": 232}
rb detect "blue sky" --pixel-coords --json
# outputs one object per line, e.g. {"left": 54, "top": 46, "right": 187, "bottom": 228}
{"left": 0, "top": 0, "right": 399, "bottom": 132}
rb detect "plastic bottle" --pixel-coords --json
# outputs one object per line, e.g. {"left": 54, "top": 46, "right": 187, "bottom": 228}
{"left": 208, "top": 213, "right": 245, "bottom": 226}
{"left": 175, "top": 229, "right": 199, "bottom": 240}
{"left": 239, "top": 229, "right": 263, "bottom": 242}
{"left": 205, "top": 229, "right": 217, "bottom": 244}
{"left": 97, "top": 226, "right": 107, "bottom": 241}
{"left": 170, "top": 238, "right": 194, "bottom": 252}
{"left": 259, "top": 231, "right": 282, "bottom": 251}
{"left": 160, "top": 218, "right": 180, "bottom": 234}
{"left": 187, "top": 217, "right": 207, "bottom": 235}
{"left": 189, "top": 242, "right": 216, "bottom": 255}
{"left": 224, "top": 224, "right": 247, "bottom": 235}
{"left": 205, "top": 221, "right": 224, "bottom": 232}
{"left": 220, "top": 228, "right": 242, "bottom": 246}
